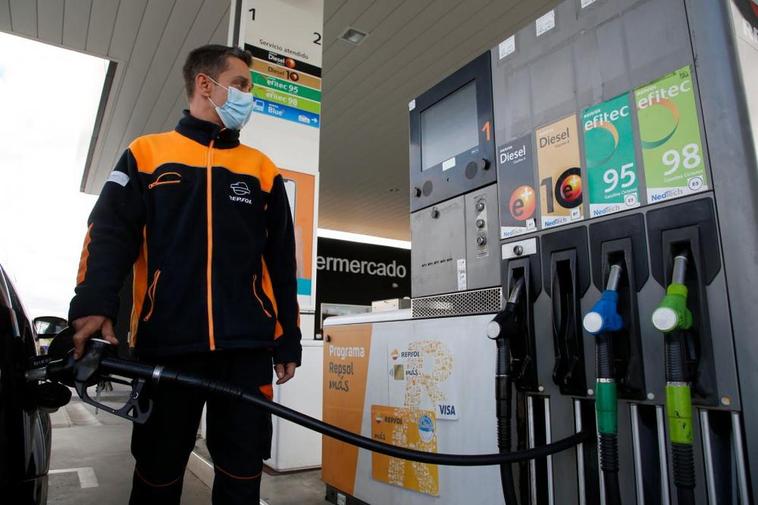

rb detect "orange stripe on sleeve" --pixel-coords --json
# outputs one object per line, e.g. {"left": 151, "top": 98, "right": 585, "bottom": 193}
{"left": 259, "top": 384, "right": 273, "bottom": 400}
{"left": 261, "top": 259, "right": 284, "bottom": 339}
{"left": 76, "top": 224, "right": 94, "bottom": 285}
{"left": 129, "top": 227, "right": 148, "bottom": 348}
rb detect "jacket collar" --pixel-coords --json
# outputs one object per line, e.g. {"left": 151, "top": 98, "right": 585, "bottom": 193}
{"left": 175, "top": 110, "right": 240, "bottom": 149}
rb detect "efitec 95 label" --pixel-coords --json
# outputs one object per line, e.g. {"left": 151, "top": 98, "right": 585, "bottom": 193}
{"left": 582, "top": 93, "right": 641, "bottom": 217}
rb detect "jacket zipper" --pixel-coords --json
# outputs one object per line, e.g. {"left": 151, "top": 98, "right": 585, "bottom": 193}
{"left": 148, "top": 171, "right": 182, "bottom": 189}
{"left": 252, "top": 274, "right": 273, "bottom": 318}
{"left": 206, "top": 140, "right": 216, "bottom": 350}
{"left": 142, "top": 270, "right": 161, "bottom": 321}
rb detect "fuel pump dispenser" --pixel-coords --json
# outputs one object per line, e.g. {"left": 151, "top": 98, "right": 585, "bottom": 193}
{"left": 583, "top": 264, "right": 624, "bottom": 505}
{"left": 652, "top": 254, "right": 696, "bottom": 505}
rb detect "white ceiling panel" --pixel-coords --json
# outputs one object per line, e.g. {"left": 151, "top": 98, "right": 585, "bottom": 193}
{"left": 0, "top": 0, "right": 11, "bottom": 32}
{"left": 159, "top": 4, "right": 230, "bottom": 133}
{"left": 8, "top": 0, "right": 36, "bottom": 37}
{"left": 62, "top": 0, "right": 92, "bottom": 51}
{"left": 143, "top": 1, "right": 229, "bottom": 135}
{"left": 85, "top": 0, "right": 119, "bottom": 56}
{"left": 37, "top": 0, "right": 63, "bottom": 44}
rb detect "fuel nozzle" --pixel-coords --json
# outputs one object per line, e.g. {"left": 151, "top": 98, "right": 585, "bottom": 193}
{"left": 655, "top": 252, "right": 697, "bottom": 504}
{"left": 487, "top": 276, "right": 525, "bottom": 340}
{"left": 652, "top": 254, "right": 693, "bottom": 333}
{"left": 582, "top": 264, "right": 624, "bottom": 336}
{"left": 585, "top": 263, "right": 625, "bottom": 504}
{"left": 489, "top": 276, "right": 525, "bottom": 505}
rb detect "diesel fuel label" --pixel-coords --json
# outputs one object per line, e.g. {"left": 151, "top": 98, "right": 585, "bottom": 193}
{"left": 536, "top": 115, "right": 584, "bottom": 229}
{"left": 635, "top": 66, "right": 708, "bottom": 203}
{"left": 582, "top": 93, "right": 640, "bottom": 217}
{"left": 497, "top": 134, "right": 538, "bottom": 239}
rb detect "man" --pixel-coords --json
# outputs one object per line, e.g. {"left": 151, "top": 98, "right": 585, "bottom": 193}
{"left": 68, "top": 44, "right": 301, "bottom": 504}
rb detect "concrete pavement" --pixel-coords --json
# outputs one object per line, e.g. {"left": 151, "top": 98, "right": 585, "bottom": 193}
{"left": 47, "top": 387, "right": 328, "bottom": 505}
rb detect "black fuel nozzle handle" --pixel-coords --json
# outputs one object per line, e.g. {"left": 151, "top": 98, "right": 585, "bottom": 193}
{"left": 75, "top": 374, "right": 153, "bottom": 424}
{"left": 72, "top": 338, "right": 154, "bottom": 424}
{"left": 487, "top": 276, "right": 525, "bottom": 341}
{"left": 26, "top": 329, "right": 155, "bottom": 424}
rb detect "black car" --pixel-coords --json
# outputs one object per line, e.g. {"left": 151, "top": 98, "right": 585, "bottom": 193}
{"left": 0, "top": 264, "right": 66, "bottom": 504}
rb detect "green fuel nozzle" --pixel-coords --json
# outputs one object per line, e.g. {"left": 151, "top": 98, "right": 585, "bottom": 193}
{"left": 652, "top": 255, "right": 693, "bottom": 333}
{"left": 656, "top": 253, "right": 697, "bottom": 503}
{"left": 654, "top": 253, "right": 695, "bottom": 444}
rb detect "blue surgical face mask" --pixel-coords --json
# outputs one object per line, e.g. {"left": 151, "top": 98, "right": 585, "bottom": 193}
{"left": 206, "top": 76, "right": 254, "bottom": 130}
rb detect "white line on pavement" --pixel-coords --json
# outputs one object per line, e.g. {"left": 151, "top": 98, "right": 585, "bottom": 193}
{"left": 49, "top": 467, "right": 99, "bottom": 488}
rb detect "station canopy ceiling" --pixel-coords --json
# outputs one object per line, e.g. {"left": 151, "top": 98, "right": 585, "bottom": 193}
{"left": 1, "top": 0, "right": 557, "bottom": 240}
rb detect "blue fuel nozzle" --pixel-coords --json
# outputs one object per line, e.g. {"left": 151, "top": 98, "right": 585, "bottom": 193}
{"left": 583, "top": 264, "right": 624, "bottom": 335}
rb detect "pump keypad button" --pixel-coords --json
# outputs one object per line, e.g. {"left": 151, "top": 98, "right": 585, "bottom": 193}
{"left": 422, "top": 180, "right": 433, "bottom": 196}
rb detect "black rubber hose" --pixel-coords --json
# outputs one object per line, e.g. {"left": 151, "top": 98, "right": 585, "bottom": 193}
{"left": 672, "top": 443, "right": 696, "bottom": 505}
{"left": 596, "top": 334, "right": 613, "bottom": 380}
{"left": 496, "top": 337, "right": 518, "bottom": 504}
{"left": 603, "top": 472, "right": 622, "bottom": 505}
{"left": 102, "top": 357, "right": 589, "bottom": 466}
{"left": 665, "top": 333, "right": 686, "bottom": 383}
{"left": 599, "top": 434, "right": 621, "bottom": 505}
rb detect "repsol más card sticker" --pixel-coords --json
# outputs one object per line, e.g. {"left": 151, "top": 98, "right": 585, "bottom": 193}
{"left": 582, "top": 93, "right": 641, "bottom": 217}
{"left": 497, "top": 134, "right": 538, "bottom": 239}
{"left": 635, "top": 66, "right": 708, "bottom": 203}
{"left": 536, "top": 115, "right": 584, "bottom": 228}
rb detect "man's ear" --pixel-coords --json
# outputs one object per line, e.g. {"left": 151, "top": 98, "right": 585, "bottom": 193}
{"left": 195, "top": 73, "right": 212, "bottom": 98}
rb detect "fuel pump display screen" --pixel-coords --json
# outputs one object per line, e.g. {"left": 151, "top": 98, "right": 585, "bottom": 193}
{"left": 420, "top": 81, "right": 479, "bottom": 171}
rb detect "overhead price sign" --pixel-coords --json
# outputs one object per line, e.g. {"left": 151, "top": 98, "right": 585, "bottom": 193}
{"left": 244, "top": 0, "right": 323, "bottom": 129}
{"left": 635, "top": 66, "right": 708, "bottom": 203}
{"left": 582, "top": 93, "right": 641, "bottom": 217}
{"left": 248, "top": 46, "right": 322, "bottom": 128}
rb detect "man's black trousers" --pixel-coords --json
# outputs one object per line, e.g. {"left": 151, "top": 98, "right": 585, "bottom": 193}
{"left": 128, "top": 349, "right": 273, "bottom": 505}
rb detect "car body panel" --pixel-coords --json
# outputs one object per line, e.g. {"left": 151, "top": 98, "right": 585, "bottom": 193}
{"left": 0, "top": 264, "right": 51, "bottom": 503}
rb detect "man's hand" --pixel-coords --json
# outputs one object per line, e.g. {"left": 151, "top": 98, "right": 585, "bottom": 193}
{"left": 274, "top": 362, "right": 297, "bottom": 385}
{"left": 71, "top": 316, "right": 118, "bottom": 359}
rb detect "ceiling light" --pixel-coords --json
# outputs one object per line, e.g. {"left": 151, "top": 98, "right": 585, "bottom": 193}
{"left": 340, "top": 27, "right": 368, "bottom": 45}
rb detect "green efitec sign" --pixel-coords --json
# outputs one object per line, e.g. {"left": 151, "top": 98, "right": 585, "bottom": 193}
{"left": 252, "top": 71, "right": 321, "bottom": 102}
{"left": 582, "top": 92, "right": 640, "bottom": 217}
{"left": 253, "top": 85, "right": 321, "bottom": 114}
{"left": 635, "top": 66, "right": 708, "bottom": 203}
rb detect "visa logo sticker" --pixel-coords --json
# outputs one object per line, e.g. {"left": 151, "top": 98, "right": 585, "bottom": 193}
{"left": 437, "top": 403, "right": 458, "bottom": 420}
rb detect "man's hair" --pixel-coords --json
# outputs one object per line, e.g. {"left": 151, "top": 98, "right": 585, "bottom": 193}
{"left": 182, "top": 44, "right": 252, "bottom": 99}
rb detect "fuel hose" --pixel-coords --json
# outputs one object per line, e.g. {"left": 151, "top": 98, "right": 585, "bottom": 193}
{"left": 583, "top": 263, "right": 624, "bottom": 505}
{"left": 487, "top": 276, "right": 526, "bottom": 503}
{"left": 103, "top": 355, "right": 588, "bottom": 466}
{"left": 31, "top": 334, "right": 590, "bottom": 468}
{"left": 652, "top": 254, "right": 696, "bottom": 505}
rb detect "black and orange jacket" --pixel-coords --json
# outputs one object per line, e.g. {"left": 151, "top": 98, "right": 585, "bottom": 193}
{"left": 69, "top": 112, "right": 302, "bottom": 364}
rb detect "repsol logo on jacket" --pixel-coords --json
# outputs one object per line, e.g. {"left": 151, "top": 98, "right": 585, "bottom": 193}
{"left": 316, "top": 256, "right": 407, "bottom": 278}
